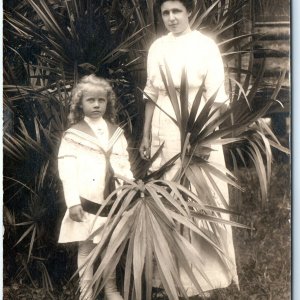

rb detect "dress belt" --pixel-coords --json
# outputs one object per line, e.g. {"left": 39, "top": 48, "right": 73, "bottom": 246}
{"left": 80, "top": 196, "right": 112, "bottom": 216}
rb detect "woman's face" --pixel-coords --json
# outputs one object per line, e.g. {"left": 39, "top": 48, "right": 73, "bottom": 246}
{"left": 161, "top": 1, "right": 191, "bottom": 36}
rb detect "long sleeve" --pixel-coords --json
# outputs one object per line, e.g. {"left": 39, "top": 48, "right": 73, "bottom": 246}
{"left": 204, "top": 40, "right": 228, "bottom": 103}
{"left": 58, "top": 137, "right": 81, "bottom": 208}
{"left": 143, "top": 41, "right": 160, "bottom": 102}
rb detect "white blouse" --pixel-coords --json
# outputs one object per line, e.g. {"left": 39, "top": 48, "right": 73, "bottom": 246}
{"left": 144, "top": 30, "right": 228, "bottom": 103}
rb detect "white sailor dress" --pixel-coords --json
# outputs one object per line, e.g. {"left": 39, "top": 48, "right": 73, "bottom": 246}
{"left": 57, "top": 119, "right": 132, "bottom": 243}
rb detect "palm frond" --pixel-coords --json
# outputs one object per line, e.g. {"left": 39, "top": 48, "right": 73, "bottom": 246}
{"left": 80, "top": 178, "right": 246, "bottom": 300}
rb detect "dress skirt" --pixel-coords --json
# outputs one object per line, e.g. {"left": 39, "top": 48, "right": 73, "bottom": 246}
{"left": 58, "top": 211, "right": 107, "bottom": 244}
{"left": 150, "top": 90, "right": 238, "bottom": 294}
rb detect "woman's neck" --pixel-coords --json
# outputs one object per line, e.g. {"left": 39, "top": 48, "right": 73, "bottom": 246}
{"left": 171, "top": 26, "right": 192, "bottom": 37}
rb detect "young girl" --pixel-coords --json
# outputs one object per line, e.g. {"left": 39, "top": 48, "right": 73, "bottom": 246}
{"left": 58, "top": 75, "right": 132, "bottom": 300}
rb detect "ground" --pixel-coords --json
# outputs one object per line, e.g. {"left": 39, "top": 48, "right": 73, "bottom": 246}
{"left": 3, "top": 164, "right": 291, "bottom": 300}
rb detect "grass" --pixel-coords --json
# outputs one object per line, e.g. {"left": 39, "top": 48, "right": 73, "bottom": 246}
{"left": 3, "top": 163, "right": 291, "bottom": 300}
{"left": 230, "top": 163, "right": 291, "bottom": 300}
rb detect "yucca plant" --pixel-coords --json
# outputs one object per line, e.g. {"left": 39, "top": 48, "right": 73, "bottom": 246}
{"left": 226, "top": 65, "right": 290, "bottom": 203}
{"left": 78, "top": 177, "right": 250, "bottom": 300}
{"left": 81, "top": 52, "right": 289, "bottom": 298}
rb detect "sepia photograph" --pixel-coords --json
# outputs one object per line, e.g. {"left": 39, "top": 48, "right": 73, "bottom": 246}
{"left": 3, "top": 1, "right": 291, "bottom": 299}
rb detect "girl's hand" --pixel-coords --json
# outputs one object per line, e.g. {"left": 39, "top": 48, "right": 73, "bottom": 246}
{"left": 139, "top": 137, "right": 151, "bottom": 160}
{"left": 69, "top": 204, "right": 85, "bottom": 222}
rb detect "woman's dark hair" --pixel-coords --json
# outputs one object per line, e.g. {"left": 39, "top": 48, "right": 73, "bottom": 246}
{"left": 156, "top": 0, "right": 195, "bottom": 13}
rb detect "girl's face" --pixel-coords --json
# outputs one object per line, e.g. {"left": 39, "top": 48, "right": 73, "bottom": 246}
{"left": 161, "top": 1, "right": 191, "bottom": 36}
{"left": 81, "top": 87, "right": 107, "bottom": 119}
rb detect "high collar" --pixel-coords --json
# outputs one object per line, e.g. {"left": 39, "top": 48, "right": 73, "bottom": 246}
{"left": 169, "top": 29, "right": 194, "bottom": 40}
{"left": 71, "top": 118, "right": 118, "bottom": 140}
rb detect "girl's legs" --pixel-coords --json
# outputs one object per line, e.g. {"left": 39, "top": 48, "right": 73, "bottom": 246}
{"left": 78, "top": 240, "right": 95, "bottom": 300}
{"left": 78, "top": 240, "right": 123, "bottom": 300}
{"left": 104, "top": 270, "right": 123, "bottom": 300}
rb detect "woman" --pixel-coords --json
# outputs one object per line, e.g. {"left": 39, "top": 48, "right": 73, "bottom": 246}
{"left": 139, "top": 0, "right": 238, "bottom": 296}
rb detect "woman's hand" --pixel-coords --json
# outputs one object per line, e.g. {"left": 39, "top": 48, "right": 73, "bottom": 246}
{"left": 194, "top": 144, "right": 212, "bottom": 160}
{"left": 69, "top": 204, "right": 85, "bottom": 222}
{"left": 139, "top": 100, "right": 155, "bottom": 160}
{"left": 139, "top": 136, "right": 151, "bottom": 160}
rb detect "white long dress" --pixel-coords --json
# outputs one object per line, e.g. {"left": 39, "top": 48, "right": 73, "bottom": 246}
{"left": 144, "top": 30, "right": 238, "bottom": 294}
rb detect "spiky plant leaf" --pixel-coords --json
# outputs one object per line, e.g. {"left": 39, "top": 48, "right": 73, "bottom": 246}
{"left": 77, "top": 176, "right": 249, "bottom": 300}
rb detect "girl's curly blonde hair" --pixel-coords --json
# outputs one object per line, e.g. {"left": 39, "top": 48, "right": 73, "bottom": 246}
{"left": 68, "top": 75, "right": 117, "bottom": 125}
